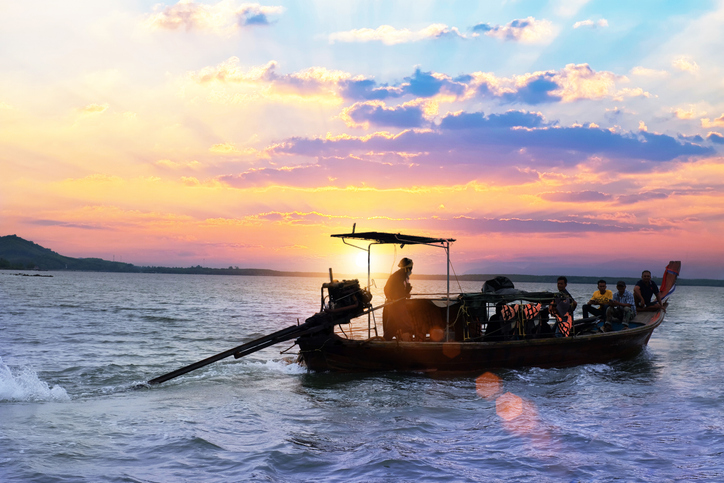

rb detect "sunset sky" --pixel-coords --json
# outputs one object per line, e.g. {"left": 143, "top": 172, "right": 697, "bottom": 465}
{"left": 2, "top": 1, "right": 724, "bottom": 279}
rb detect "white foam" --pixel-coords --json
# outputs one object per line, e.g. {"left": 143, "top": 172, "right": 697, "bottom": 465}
{"left": 267, "top": 358, "right": 308, "bottom": 374}
{"left": 243, "top": 358, "right": 308, "bottom": 375}
{"left": 0, "top": 357, "right": 71, "bottom": 402}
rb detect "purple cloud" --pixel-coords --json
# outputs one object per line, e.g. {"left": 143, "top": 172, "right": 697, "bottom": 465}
{"left": 679, "top": 133, "right": 705, "bottom": 143}
{"left": 501, "top": 74, "right": 562, "bottom": 104}
{"left": 275, "top": 112, "right": 712, "bottom": 164}
{"left": 29, "top": 219, "right": 104, "bottom": 230}
{"left": 420, "top": 215, "right": 656, "bottom": 236}
{"left": 439, "top": 110, "right": 547, "bottom": 129}
{"left": 339, "top": 68, "right": 467, "bottom": 101}
{"left": 539, "top": 191, "right": 612, "bottom": 202}
{"left": 340, "top": 79, "right": 401, "bottom": 101}
{"left": 615, "top": 192, "right": 669, "bottom": 204}
{"left": 707, "top": 132, "right": 724, "bottom": 144}
{"left": 345, "top": 103, "right": 426, "bottom": 128}
{"left": 404, "top": 68, "right": 466, "bottom": 97}
{"left": 217, "top": 155, "right": 540, "bottom": 189}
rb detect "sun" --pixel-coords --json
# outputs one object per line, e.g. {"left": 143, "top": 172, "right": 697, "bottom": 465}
{"left": 355, "top": 251, "right": 368, "bottom": 269}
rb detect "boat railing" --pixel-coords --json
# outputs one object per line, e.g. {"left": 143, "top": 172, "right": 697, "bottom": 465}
{"left": 333, "top": 290, "right": 562, "bottom": 342}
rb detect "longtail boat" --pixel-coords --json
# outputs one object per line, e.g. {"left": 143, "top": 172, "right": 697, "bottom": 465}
{"left": 147, "top": 230, "right": 680, "bottom": 385}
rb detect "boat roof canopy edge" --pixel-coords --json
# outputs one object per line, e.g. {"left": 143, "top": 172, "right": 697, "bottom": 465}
{"left": 331, "top": 231, "right": 455, "bottom": 246}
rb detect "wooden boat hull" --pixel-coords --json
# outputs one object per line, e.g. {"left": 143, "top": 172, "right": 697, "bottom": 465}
{"left": 297, "top": 310, "right": 665, "bottom": 372}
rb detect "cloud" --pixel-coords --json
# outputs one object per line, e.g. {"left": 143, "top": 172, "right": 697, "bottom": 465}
{"left": 340, "top": 100, "right": 433, "bottom": 129}
{"left": 78, "top": 103, "right": 109, "bottom": 115}
{"left": 404, "top": 68, "right": 467, "bottom": 97}
{"left": 678, "top": 133, "right": 704, "bottom": 143}
{"left": 194, "top": 58, "right": 278, "bottom": 83}
{"left": 573, "top": 19, "right": 609, "bottom": 29}
{"left": 630, "top": 66, "right": 669, "bottom": 77}
{"left": 29, "top": 219, "right": 104, "bottom": 230}
{"left": 250, "top": 210, "right": 351, "bottom": 225}
{"left": 672, "top": 57, "right": 699, "bottom": 74}
{"left": 701, "top": 114, "right": 724, "bottom": 128}
{"left": 439, "top": 110, "right": 547, "bottom": 129}
{"left": 155, "top": 159, "right": 203, "bottom": 169}
{"left": 145, "top": 0, "right": 284, "bottom": 34}
{"left": 475, "top": 64, "right": 649, "bottom": 104}
{"left": 188, "top": 60, "right": 650, "bottom": 107}
{"left": 329, "top": 24, "right": 465, "bottom": 45}
{"left": 707, "top": 132, "right": 724, "bottom": 144}
{"left": 217, "top": 144, "right": 545, "bottom": 189}
{"left": 539, "top": 190, "right": 612, "bottom": 202}
{"left": 267, "top": 111, "right": 713, "bottom": 170}
{"left": 615, "top": 191, "right": 670, "bottom": 205}
{"left": 472, "top": 17, "right": 557, "bottom": 44}
{"left": 550, "top": 64, "right": 628, "bottom": 102}
{"left": 448, "top": 216, "right": 635, "bottom": 234}
{"left": 190, "top": 58, "right": 353, "bottom": 102}
{"left": 673, "top": 107, "right": 696, "bottom": 120}
{"left": 208, "top": 143, "right": 265, "bottom": 157}
{"left": 340, "top": 68, "right": 467, "bottom": 101}
{"left": 500, "top": 72, "right": 562, "bottom": 104}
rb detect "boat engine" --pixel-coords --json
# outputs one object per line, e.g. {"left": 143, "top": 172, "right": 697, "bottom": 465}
{"left": 322, "top": 279, "right": 372, "bottom": 319}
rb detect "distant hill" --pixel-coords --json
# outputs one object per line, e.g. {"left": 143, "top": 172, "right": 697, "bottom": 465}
{"left": 1, "top": 235, "right": 722, "bottom": 286}
{"left": 0, "top": 235, "right": 138, "bottom": 272}
{"left": 0, "top": 235, "right": 325, "bottom": 277}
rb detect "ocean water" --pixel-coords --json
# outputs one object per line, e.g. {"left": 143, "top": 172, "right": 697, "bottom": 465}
{"left": 1, "top": 271, "right": 723, "bottom": 482}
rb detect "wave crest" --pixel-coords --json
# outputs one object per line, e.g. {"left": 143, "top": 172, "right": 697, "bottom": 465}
{"left": 0, "top": 358, "right": 71, "bottom": 402}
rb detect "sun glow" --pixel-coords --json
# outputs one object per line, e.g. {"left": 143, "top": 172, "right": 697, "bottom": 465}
{"left": 355, "top": 251, "right": 368, "bottom": 269}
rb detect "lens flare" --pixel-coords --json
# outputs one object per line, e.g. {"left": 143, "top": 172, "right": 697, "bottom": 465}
{"left": 429, "top": 326, "right": 444, "bottom": 342}
{"left": 442, "top": 342, "right": 461, "bottom": 359}
{"left": 496, "top": 391, "right": 524, "bottom": 421}
{"left": 475, "top": 372, "right": 502, "bottom": 399}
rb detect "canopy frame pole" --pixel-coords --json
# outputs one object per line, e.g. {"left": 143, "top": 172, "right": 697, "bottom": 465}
{"left": 340, "top": 238, "right": 382, "bottom": 338}
{"left": 446, "top": 240, "right": 450, "bottom": 342}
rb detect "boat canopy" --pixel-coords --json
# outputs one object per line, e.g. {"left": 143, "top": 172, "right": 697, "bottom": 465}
{"left": 331, "top": 231, "right": 455, "bottom": 247}
{"left": 332, "top": 228, "right": 457, "bottom": 339}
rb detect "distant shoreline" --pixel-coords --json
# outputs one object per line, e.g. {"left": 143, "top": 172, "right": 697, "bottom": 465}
{"left": 2, "top": 267, "right": 722, "bottom": 287}
{"left": 3, "top": 234, "right": 721, "bottom": 287}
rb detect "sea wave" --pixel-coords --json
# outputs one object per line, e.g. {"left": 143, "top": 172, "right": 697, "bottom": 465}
{"left": 0, "top": 357, "right": 71, "bottom": 402}
{"left": 245, "top": 357, "right": 308, "bottom": 374}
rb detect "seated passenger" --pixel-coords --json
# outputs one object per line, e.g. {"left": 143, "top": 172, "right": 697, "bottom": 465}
{"left": 484, "top": 303, "right": 505, "bottom": 341}
{"left": 551, "top": 295, "right": 573, "bottom": 337}
{"left": 606, "top": 281, "right": 636, "bottom": 330}
{"left": 583, "top": 279, "right": 612, "bottom": 320}
{"left": 555, "top": 276, "right": 577, "bottom": 315}
{"left": 634, "top": 270, "right": 663, "bottom": 312}
{"left": 540, "top": 276, "right": 576, "bottom": 325}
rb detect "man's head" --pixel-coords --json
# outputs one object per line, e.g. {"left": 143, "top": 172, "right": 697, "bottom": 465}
{"left": 616, "top": 281, "right": 626, "bottom": 294}
{"left": 557, "top": 276, "right": 568, "bottom": 291}
{"left": 398, "top": 257, "right": 413, "bottom": 272}
{"left": 641, "top": 270, "right": 652, "bottom": 284}
{"left": 597, "top": 279, "right": 607, "bottom": 293}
